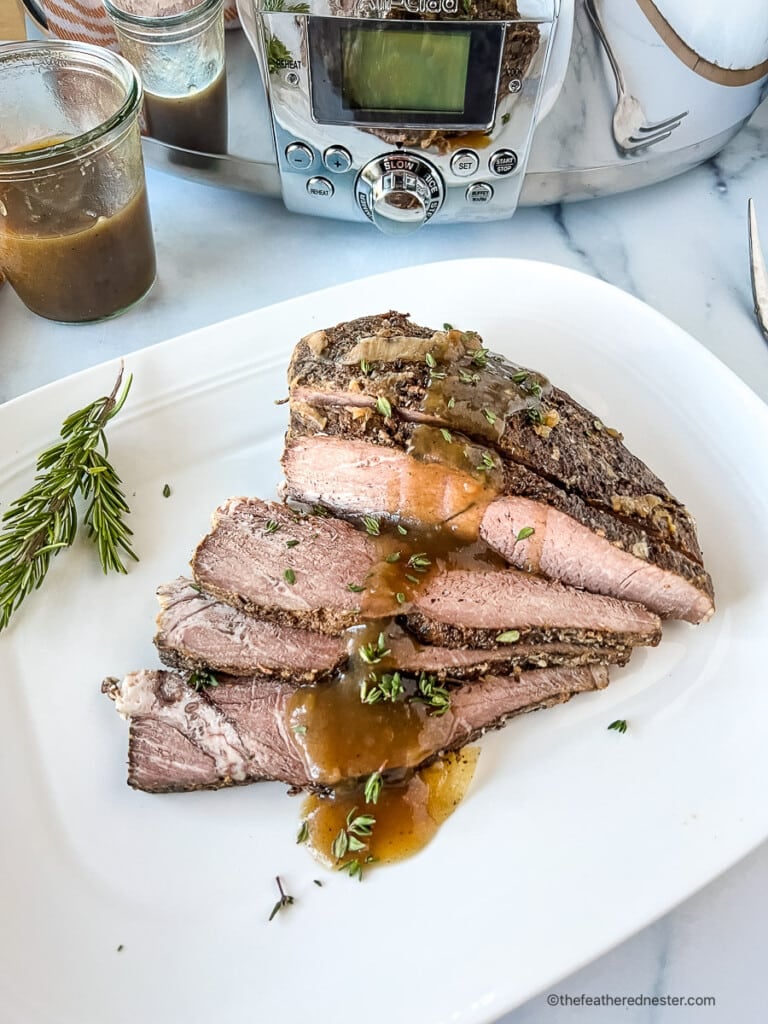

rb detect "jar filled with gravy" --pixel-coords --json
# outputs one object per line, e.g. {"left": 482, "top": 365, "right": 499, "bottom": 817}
{"left": 0, "top": 42, "right": 156, "bottom": 324}
{"left": 103, "top": 0, "right": 228, "bottom": 155}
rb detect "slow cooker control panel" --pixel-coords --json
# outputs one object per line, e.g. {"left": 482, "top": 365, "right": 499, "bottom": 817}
{"left": 257, "top": 4, "right": 559, "bottom": 230}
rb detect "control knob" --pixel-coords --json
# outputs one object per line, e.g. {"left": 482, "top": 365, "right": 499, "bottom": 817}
{"left": 355, "top": 153, "right": 444, "bottom": 234}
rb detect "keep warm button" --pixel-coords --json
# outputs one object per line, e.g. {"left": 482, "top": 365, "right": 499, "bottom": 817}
{"left": 306, "top": 176, "right": 334, "bottom": 198}
{"left": 489, "top": 149, "right": 519, "bottom": 176}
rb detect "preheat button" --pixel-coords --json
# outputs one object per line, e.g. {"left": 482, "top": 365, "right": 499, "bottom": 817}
{"left": 285, "top": 142, "right": 314, "bottom": 169}
{"left": 489, "top": 149, "right": 518, "bottom": 175}
{"left": 465, "top": 182, "right": 494, "bottom": 204}
{"left": 306, "top": 176, "right": 334, "bottom": 198}
{"left": 450, "top": 149, "right": 479, "bottom": 177}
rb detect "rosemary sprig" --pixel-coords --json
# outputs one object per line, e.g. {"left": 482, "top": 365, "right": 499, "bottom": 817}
{"left": 0, "top": 368, "right": 136, "bottom": 631}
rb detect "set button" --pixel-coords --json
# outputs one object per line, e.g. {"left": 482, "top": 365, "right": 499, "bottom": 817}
{"left": 465, "top": 182, "right": 494, "bottom": 204}
{"left": 450, "top": 149, "right": 479, "bottom": 177}
{"left": 323, "top": 146, "right": 352, "bottom": 173}
{"left": 285, "top": 142, "right": 314, "bottom": 170}
{"left": 489, "top": 149, "right": 519, "bottom": 176}
{"left": 306, "top": 176, "right": 334, "bottom": 198}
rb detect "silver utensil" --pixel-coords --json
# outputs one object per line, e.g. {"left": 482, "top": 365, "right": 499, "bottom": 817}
{"left": 748, "top": 198, "right": 768, "bottom": 343}
{"left": 585, "top": 0, "right": 688, "bottom": 156}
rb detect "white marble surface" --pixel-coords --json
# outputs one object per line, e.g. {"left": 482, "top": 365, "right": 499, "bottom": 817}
{"left": 2, "top": 94, "right": 768, "bottom": 1024}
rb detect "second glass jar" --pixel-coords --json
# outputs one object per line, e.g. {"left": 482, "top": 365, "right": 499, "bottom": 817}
{"left": 104, "top": 0, "right": 228, "bottom": 155}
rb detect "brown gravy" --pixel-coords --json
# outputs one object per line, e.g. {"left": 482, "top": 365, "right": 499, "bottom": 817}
{"left": 301, "top": 749, "right": 479, "bottom": 872}
{"left": 286, "top": 332, "right": 548, "bottom": 878}
{"left": 144, "top": 71, "right": 228, "bottom": 154}
{"left": 0, "top": 183, "right": 156, "bottom": 323}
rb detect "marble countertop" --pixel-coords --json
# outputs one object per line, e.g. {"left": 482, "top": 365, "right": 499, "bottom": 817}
{"left": 2, "top": 95, "right": 768, "bottom": 1024}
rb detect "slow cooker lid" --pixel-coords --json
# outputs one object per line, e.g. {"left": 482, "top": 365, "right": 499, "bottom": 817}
{"left": 645, "top": 0, "right": 768, "bottom": 71}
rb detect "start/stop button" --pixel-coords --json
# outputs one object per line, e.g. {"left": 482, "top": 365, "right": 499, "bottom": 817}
{"left": 489, "top": 149, "right": 519, "bottom": 176}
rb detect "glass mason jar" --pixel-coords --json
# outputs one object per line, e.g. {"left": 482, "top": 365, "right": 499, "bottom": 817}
{"left": 103, "top": 0, "right": 228, "bottom": 155}
{"left": 0, "top": 41, "right": 156, "bottom": 324}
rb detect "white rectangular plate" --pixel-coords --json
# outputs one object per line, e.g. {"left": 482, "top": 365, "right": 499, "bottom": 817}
{"left": 2, "top": 258, "right": 767, "bottom": 1024}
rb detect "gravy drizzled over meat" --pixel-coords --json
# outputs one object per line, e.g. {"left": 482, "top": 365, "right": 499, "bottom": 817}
{"left": 105, "top": 310, "right": 713, "bottom": 883}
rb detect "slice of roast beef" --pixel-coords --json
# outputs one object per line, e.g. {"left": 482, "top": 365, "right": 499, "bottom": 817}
{"left": 102, "top": 663, "right": 609, "bottom": 793}
{"left": 189, "top": 498, "right": 662, "bottom": 647}
{"left": 406, "top": 568, "right": 661, "bottom": 649}
{"left": 155, "top": 578, "right": 347, "bottom": 680}
{"left": 286, "top": 311, "right": 703, "bottom": 566}
{"left": 154, "top": 578, "right": 633, "bottom": 679}
{"left": 191, "top": 497, "right": 378, "bottom": 634}
{"left": 282, "top": 432, "right": 714, "bottom": 623}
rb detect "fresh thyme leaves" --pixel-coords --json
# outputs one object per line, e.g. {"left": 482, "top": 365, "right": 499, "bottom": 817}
{"left": 477, "top": 451, "right": 496, "bottom": 473}
{"left": 405, "top": 573, "right": 420, "bottom": 584}
{"left": 396, "top": 591, "right": 406, "bottom": 604}
{"left": 162, "top": 483, "right": 171, "bottom": 498}
{"left": 412, "top": 673, "right": 451, "bottom": 716}
{"left": 311, "top": 504, "right": 331, "bottom": 517}
{"left": 608, "top": 719, "right": 628, "bottom": 734}
{"left": 364, "top": 771, "right": 383, "bottom": 804}
{"left": 471, "top": 347, "right": 489, "bottom": 368}
{"left": 363, "top": 515, "right": 381, "bottom": 536}
{"left": 396, "top": 524, "right": 408, "bottom": 535}
{"left": 286, "top": 539, "right": 299, "bottom": 548}
{"left": 116, "top": 945, "right": 124, "bottom": 953}
{"left": 495, "top": 630, "right": 521, "bottom": 644}
{"left": 425, "top": 352, "right": 437, "bottom": 369}
{"left": 347, "top": 582, "right": 366, "bottom": 593}
{"left": 188, "top": 668, "right": 219, "bottom": 690}
{"left": 0, "top": 367, "right": 137, "bottom": 631}
{"left": 339, "top": 858, "right": 366, "bottom": 880}
{"left": 292, "top": 724, "right": 307, "bottom": 735}
{"left": 440, "top": 428, "right": 453, "bottom": 443}
{"left": 516, "top": 526, "right": 535, "bottom": 541}
{"left": 447, "top": 396, "right": 456, "bottom": 409}
{"left": 264, "top": 519, "right": 280, "bottom": 534}
{"left": 407, "top": 552, "right": 431, "bottom": 572}
{"left": 375, "top": 396, "right": 393, "bottom": 418}
{"left": 332, "top": 808, "right": 377, "bottom": 864}
{"left": 527, "top": 405, "right": 544, "bottom": 425}
{"left": 459, "top": 370, "right": 480, "bottom": 385}
{"left": 360, "top": 358, "right": 372, "bottom": 376}
{"left": 512, "top": 370, "right": 529, "bottom": 385}
{"left": 361, "top": 670, "right": 404, "bottom": 704}
{"left": 443, "top": 322, "right": 454, "bottom": 330}
{"left": 313, "top": 879, "right": 323, "bottom": 887}
{"left": 268, "top": 876, "right": 295, "bottom": 921}
{"left": 284, "top": 568, "right": 296, "bottom": 585}
{"left": 385, "top": 551, "right": 401, "bottom": 563}
{"left": 296, "top": 821, "right": 309, "bottom": 844}
{"left": 482, "top": 408, "right": 497, "bottom": 425}
{"left": 359, "top": 632, "right": 391, "bottom": 665}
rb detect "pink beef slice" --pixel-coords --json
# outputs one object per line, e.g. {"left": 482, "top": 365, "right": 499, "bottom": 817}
{"left": 102, "top": 663, "right": 609, "bottom": 793}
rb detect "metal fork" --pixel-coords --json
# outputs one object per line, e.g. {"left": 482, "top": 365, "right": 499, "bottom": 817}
{"left": 585, "top": 0, "right": 689, "bottom": 157}
{"left": 748, "top": 198, "right": 768, "bottom": 343}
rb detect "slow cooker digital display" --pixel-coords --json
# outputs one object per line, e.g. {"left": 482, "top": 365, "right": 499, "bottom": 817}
{"left": 308, "top": 18, "right": 504, "bottom": 129}
{"left": 341, "top": 26, "right": 471, "bottom": 113}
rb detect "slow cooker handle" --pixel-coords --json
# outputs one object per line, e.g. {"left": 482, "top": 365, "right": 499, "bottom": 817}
{"left": 18, "top": 0, "right": 49, "bottom": 32}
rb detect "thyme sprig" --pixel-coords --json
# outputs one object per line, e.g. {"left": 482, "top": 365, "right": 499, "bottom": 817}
{"left": 361, "top": 670, "right": 404, "bottom": 704}
{"left": 268, "top": 876, "right": 295, "bottom": 921}
{"left": 412, "top": 673, "right": 451, "bottom": 716}
{"left": 0, "top": 368, "right": 136, "bottom": 631}
{"left": 333, "top": 808, "right": 377, "bottom": 879}
{"left": 359, "top": 632, "right": 391, "bottom": 665}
